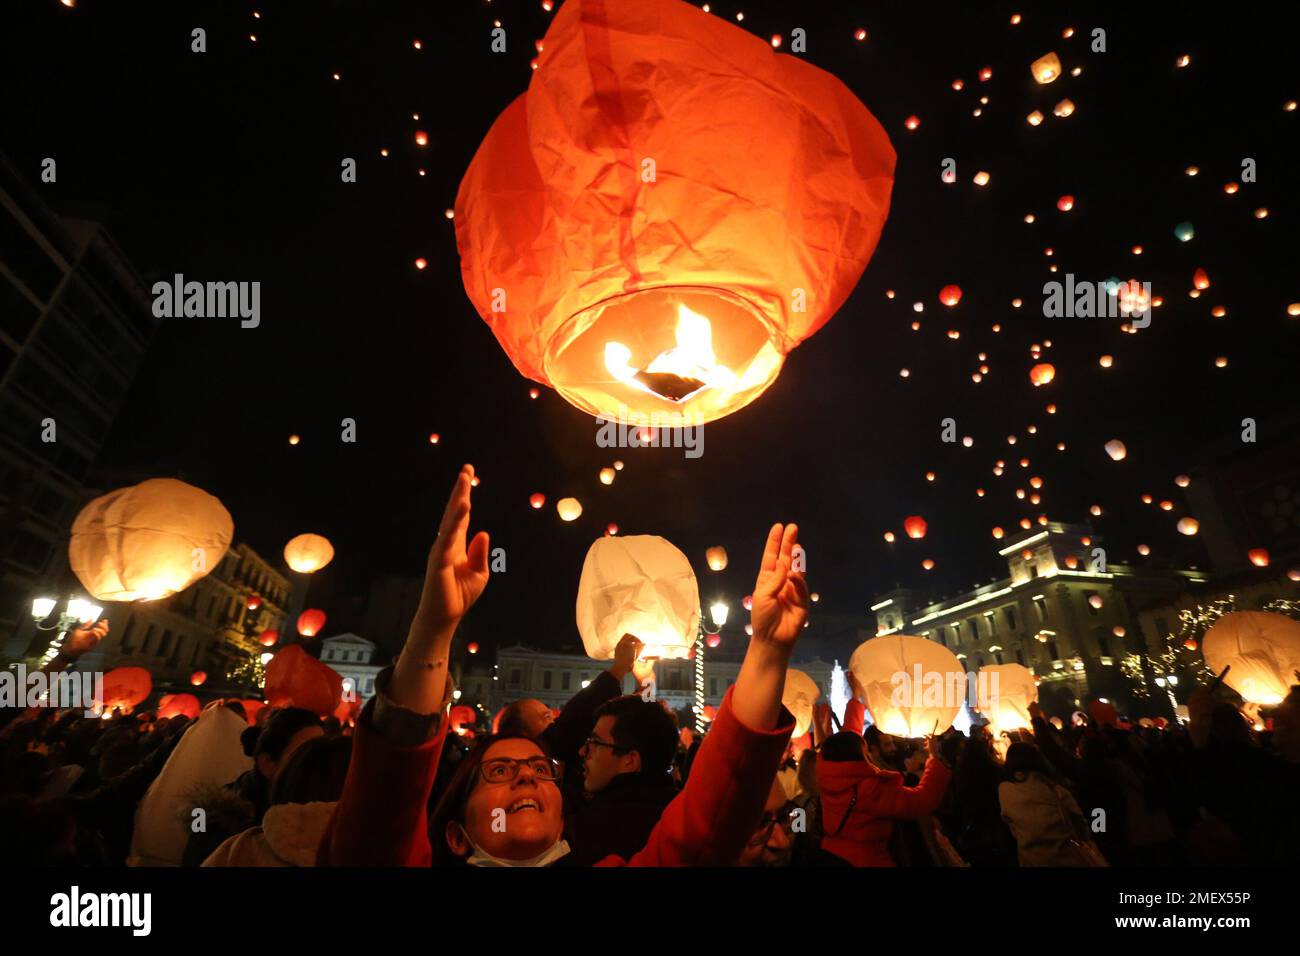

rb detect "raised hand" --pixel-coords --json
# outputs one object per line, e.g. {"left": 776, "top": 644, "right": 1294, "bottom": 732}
{"left": 410, "top": 464, "right": 491, "bottom": 643}
{"left": 610, "top": 633, "right": 644, "bottom": 682}
{"left": 749, "top": 523, "right": 809, "bottom": 651}
{"left": 60, "top": 619, "right": 109, "bottom": 661}
{"left": 631, "top": 655, "right": 656, "bottom": 688}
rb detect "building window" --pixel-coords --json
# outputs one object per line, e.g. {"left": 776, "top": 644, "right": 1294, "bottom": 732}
{"left": 709, "top": 677, "right": 718, "bottom": 696}
{"left": 509, "top": 669, "right": 522, "bottom": 686}
{"left": 1016, "top": 648, "right": 1025, "bottom": 665}
{"left": 562, "top": 671, "right": 571, "bottom": 691}
{"left": 542, "top": 670, "right": 553, "bottom": 690}
{"left": 967, "top": 619, "right": 979, "bottom": 641}
{"left": 1048, "top": 640, "right": 1059, "bottom": 660}
{"left": 994, "top": 651, "right": 1004, "bottom": 665}
{"left": 1005, "top": 606, "right": 1018, "bottom": 632}
{"left": 934, "top": 629, "right": 945, "bottom": 647}
{"left": 1033, "top": 596, "right": 1047, "bottom": 621}
{"left": 119, "top": 619, "right": 136, "bottom": 653}
{"left": 985, "top": 613, "right": 997, "bottom": 636}
{"left": 157, "top": 630, "right": 174, "bottom": 657}
{"left": 1029, "top": 564, "right": 1039, "bottom": 578}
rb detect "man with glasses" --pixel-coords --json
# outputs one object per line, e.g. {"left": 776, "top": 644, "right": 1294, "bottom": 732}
{"left": 562, "top": 694, "right": 680, "bottom": 865}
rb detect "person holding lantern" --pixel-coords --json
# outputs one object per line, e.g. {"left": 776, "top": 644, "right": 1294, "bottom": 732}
{"left": 320, "top": 463, "right": 807, "bottom": 866}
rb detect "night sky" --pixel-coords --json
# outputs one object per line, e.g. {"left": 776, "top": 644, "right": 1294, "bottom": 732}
{"left": 6, "top": 0, "right": 1299, "bottom": 658}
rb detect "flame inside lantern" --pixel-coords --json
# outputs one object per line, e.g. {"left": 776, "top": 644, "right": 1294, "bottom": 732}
{"left": 603, "top": 303, "right": 748, "bottom": 406}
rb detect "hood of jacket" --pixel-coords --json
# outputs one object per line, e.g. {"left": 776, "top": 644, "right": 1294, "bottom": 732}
{"left": 261, "top": 802, "right": 339, "bottom": 867}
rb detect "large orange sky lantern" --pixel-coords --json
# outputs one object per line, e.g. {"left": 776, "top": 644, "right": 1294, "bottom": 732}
{"left": 455, "top": 0, "right": 895, "bottom": 426}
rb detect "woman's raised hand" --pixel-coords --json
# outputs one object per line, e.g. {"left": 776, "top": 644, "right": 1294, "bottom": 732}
{"left": 749, "top": 523, "right": 809, "bottom": 651}
{"left": 410, "top": 464, "right": 491, "bottom": 644}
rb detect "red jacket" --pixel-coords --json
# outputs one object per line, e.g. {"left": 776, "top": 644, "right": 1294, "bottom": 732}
{"left": 817, "top": 756, "right": 952, "bottom": 867}
{"left": 319, "top": 686, "right": 794, "bottom": 867}
{"left": 844, "top": 698, "right": 865, "bottom": 735}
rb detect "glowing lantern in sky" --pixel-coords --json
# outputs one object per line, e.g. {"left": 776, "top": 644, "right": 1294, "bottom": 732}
{"left": 157, "top": 694, "right": 201, "bottom": 721}
{"left": 576, "top": 535, "right": 700, "bottom": 660}
{"left": 992, "top": 527, "right": 1004, "bottom": 539}
{"left": 1052, "top": 98, "right": 1075, "bottom": 118}
{"left": 69, "top": 478, "right": 233, "bottom": 602}
{"left": 921, "top": 558, "right": 936, "bottom": 571}
{"left": 284, "top": 534, "right": 335, "bottom": 573}
{"left": 977, "top": 663, "right": 1037, "bottom": 734}
{"left": 706, "top": 632, "right": 722, "bottom": 649}
{"left": 101, "top": 667, "right": 152, "bottom": 714}
{"left": 782, "top": 669, "right": 821, "bottom": 739}
{"left": 883, "top": 531, "right": 896, "bottom": 543}
{"left": 1029, "top": 363, "right": 1056, "bottom": 386}
{"left": 599, "top": 467, "right": 616, "bottom": 485}
{"left": 454, "top": 0, "right": 895, "bottom": 427}
{"left": 1088, "top": 595, "right": 1103, "bottom": 610}
{"left": 556, "top": 498, "right": 583, "bottom": 521}
{"left": 264, "top": 645, "right": 343, "bottom": 717}
{"left": 449, "top": 705, "right": 477, "bottom": 735}
{"left": 529, "top": 493, "right": 545, "bottom": 510}
{"left": 1203, "top": 611, "right": 1300, "bottom": 705}
{"left": 467, "top": 642, "right": 479, "bottom": 655}
{"left": 1247, "top": 549, "right": 1270, "bottom": 567}
{"left": 850, "top": 635, "right": 966, "bottom": 737}
{"left": 903, "top": 516, "right": 928, "bottom": 540}
{"left": 1193, "top": 268, "right": 1210, "bottom": 290}
{"left": 1056, "top": 195, "right": 1074, "bottom": 212}
{"left": 742, "top": 594, "right": 753, "bottom": 611}
{"left": 297, "top": 608, "right": 326, "bottom": 637}
{"left": 1177, "top": 517, "right": 1200, "bottom": 536}
{"left": 1031, "top": 52, "right": 1062, "bottom": 83}
{"left": 1105, "top": 439, "right": 1127, "bottom": 461}
{"left": 190, "top": 670, "right": 207, "bottom": 686}
{"left": 259, "top": 629, "right": 279, "bottom": 647}
{"left": 1137, "top": 544, "right": 1151, "bottom": 556}
{"left": 939, "top": 285, "right": 962, "bottom": 307}
{"left": 1175, "top": 222, "right": 1194, "bottom": 242}
{"left": 705, "top": 546, "right": 728, "bottom": 571}
{"left": 606, "top": 523, "right": 618, "bottom": 536}
{"left": 247, "top": 595, "right": 262, "bottom": 611}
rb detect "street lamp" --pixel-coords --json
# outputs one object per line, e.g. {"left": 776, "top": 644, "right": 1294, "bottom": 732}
{"left": 696, "top": 599, "right": 729, "bottom": 734}
{"left": 30, "top": 596, "right": 103, "bottom": 669}
{"left": 709, "top": 601, "right": 729, "bottom": 628}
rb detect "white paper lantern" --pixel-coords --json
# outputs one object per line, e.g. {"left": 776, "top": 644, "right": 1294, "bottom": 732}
{"left": 284, "top": 533, "right": 335, "bottom": 573}
{"left": 976, "top": 663, "right": 1038, "bottom": 734}
{"left": 783, "top": 668, "right": 821, "bottom": 738}
{"left": 69, "top": 478, "right": 233, "bottom": 602}
{"left": 849, "top": 634, "right": 967, "bottom": 737}
{"left": 576, "top": 535, "right": 700, "bottom": 660}
{"left": 1202, "top": 611, "right": 1300, "bottom": 705}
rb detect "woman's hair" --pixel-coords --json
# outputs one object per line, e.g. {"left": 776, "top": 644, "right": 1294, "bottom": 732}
{"left": 1003, "top": 741, "right": 1051, "bottom": 781}
{"left": 253, "top": 707, "right": 322, "bottom": 762}
{"left": 819, "top": 731, "right": 868, "bottom": 763}
{"left": 795, "top": 747, "right": 819, "bottom": 795}
{"left": 427, "top": 733, "right": 556, "bottom": 866}
{"left": 268, "top": 735, "right": 353, "bottom": 806}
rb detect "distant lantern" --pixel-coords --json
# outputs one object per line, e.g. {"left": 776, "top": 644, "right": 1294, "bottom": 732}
{"left": 1052, "top": 99, "right": 1075, "bottom": 118}
{"left": 1027, "top": 110, "right": 1044, "bottom": 126}
{"left": 613, "top": 460, "right": 625, "bottom": 471}
{"left": 259, "top": 629, "right": 279, "bottom": 647}
{"left": 939, "top": 284, "right": 962, "bottom": 307}
{"left": 190, "top": 670, "right": 208, "bottom": 686}
{"left": 556, "top": 498, "right": 583, "bottom": 521}
{"left": 1112, "top": 626, "right": 1126, "bottom": 638}
{"left": 414, "top": 130, "right": 428, "bottom": 146}
{"left": 529, "top": 493, "right": 545, "bottom": 510}
{"left": 1104, "top": 439, "right": 1127, "bottom": 461}
{"left": 1137, "top": 544, "right": 1151, "bottom": 556}
{"left": 247, "top": 595, "right": 262, "bottom": 610}
{"left": 1029, "top": 363, "right": 1056, "bottom": 386}
{"left": 1177, "top": 517, "right": 1200, "bottom": 536}
{"left": 854, "top": 28, "right": 867, "bottom": 41}
{"left": 1247, "top": 549, "right": 1270, "bottom": 567}
{"left": 455, "top": 0, "right": 895, "bottom": 428}
{"left": 1202, "top": 611, "right": 1300, "bottom": 705}
{"left": 284, "top": 534, "right": 335, "bottom": 574}
{"left": 265, "top": 645, "right": 343, "bottom": 717}
{"left": 742, "top": 594, "right": 753, "bottom": 611}
{"left": 414, "top": 257, "right": 428, "bottom": 270}
{"left": 1175, "top": 474, "right": 1190, "bottom": 487}
{"left": 979, "top": 67, "right": 993, "bottom": 81}
{"left": 903, "top": 515, "right": 928, "bottom": 539}
{"left": 706, "top": 632, "right": 722, "bottom": 648}
{"left": 904, "top": 115, "right": 920, "bottom": 131}
{"left": 599, "top": 467, "right": 616, "bottom": 485}
{"left": 1056, "top": 195, "right": 1074, "bottom": 212}
{"left": 973, "top": 171, "right": 990, "bottom": 186}
{"left": 428, "top": 433, "right": 440, "bottom": 444}
{"left": 1088, "top": 594, "right": 1103, "bottom": 610}
{"left": 288, "top": 434, "right": 301, "bottom": 445}
{"left": 850, "top": 635, "right": 966, "bottom": 737}
{"left": 883, "top": 531, "right": 896, "bottom": 543}
{"left": 1090, "top": 505, "right": 1102, "bottom": 516}
{"left": 297, "top": 608, "right": 327, "bottom": 637}
{"left": 576, "top": 535, "right": 699, "bottom": 660}
{"left": 69, "top": 478, "right": 233, "bottom": 602}
{"left": 782, "top": 669, "right": 821, "bottom": 738}
{"left": 467, "top": 642, "right": 480, "bottom": 654}
{"left": 529, "top": 387, "right": 540, "bottom": 399}
{"left": 1175, "top": 222, "right": 1194, "bottom": 242}
{"left": 1193, "top": 268, "right": 1210, "bottom": 290}
{"left": 705, "top": 546, "right": 729, "bottom": 571}
{"left": 606, "top": 523, "right": 618, "bottom": 536}
{"left": 992, "top": 527, "right": 1004, "bottom": 539}
{"left": 921, "top": 558, "right": 935, "bottom": 570}
{"left": 1031, "top": 52, "right": 1062, "bottom": 83}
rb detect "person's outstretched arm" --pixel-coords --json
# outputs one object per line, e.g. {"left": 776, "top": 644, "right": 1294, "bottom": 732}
{"left": 541, "top": 634, "right": 640, "bottom": 765}
{"left": 622, "top": 524, "right": 808, "bottom": 867}
{"left": 322, "top": 465, "right": 490, "bottom": 866}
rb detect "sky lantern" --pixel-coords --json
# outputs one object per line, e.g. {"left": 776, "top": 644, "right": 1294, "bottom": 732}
{"left": 903, "top": 515, "right": 928, "bottom": 539}
{"left": 1105, "top": 439, "right": 1127, "bottom": 461}
{"left": 1088, "top": 595, "right": 1104, "bottom": 610}
{"left": 705, "top": 546, "right": 729, "bottom": 571}
{"left": 529, "top": 493, "right": 546, "bottom": 510}
{"left": 851, "top": 635, "right": 966, "bottom": 737}
{"left": 921, "top": 558, "right": 935, "bottom": 570}
{"left": 1193, "top": 268, "right": 1210, "bottom": 290}
{"left": 1137, "top": 544, "right": 1151, "bottom": 556}
{"left": 297, "top": 608, "right": 327, "bottom": 637}
{"left": 69, "top": 478, "right": 233, "bottom": 602}
{"left": 1175, "top": 221, "right": 1194, "bottom": 242}
{"left": 414, "top": 130, "right": 428, "bottom": 146}
{"left": 904, "top": 115, "right": 920, "bottom": 131}
{"left": 101, "top": 667, "right": 152, "bottom": 714}
{"left": 556, "top": 497, "right": 583, "bottom": 521}
{"left": 1247, "top": 549, "right": 1270, "bottom": 567}
{"left": 706, "top": 632, "right": 722, "bottom": 648}
{"left": 576, "top": 535, "right": 700, "bottom": 660}
{"left": 883, "top": 531, "right": 896, "bottom": 543}
{"left": 284, "top": 533, "right": 335, "bottom": 573}
{"left": 939, "top": 284, "right": 962, "bottom": 306}
{"left": 157, "top": 693, "right": 201, "bottom": 721}
{"left": 1029, "top": 363, "right": 1056, "bottom": 386}
{"left": 467, "top": 642, "right": 479, "bottom": 654}
{"left": 428, "top": 432, "right": 440, "bottom": 444}
{"left": 598, "top": 467, "right": 616, "bottom": 485}
{"left": 1177, "top": 517, "right": 1200, "bottom": 536}
{"left": 606, "top": 523, "right": 618, "bottom": 536}
{"left": 246, "top": 595, "right": 262, "bottom": 611}
{"left": 992, "top": 527, "right": 1004, "bottom": 539}
{"left": 1203, "top": 611, "right": 1300, "bottom": 705}
{"left": 259, "top": 629, "right": 279, "bottom": 647}
{"left": 190, "top": 670, "right": 207, "bottom": 686}
{"left": 264, "top": 645, "right": 344, "bottom": 717}
{"left": 1056, "top": 195, "right": 1074, "bottom": 212}
{"left": 1031, "top": 52, "right": 1062, "bottom": 83}
{"left": 977, "top": 663, "right": 1037, "bottom": 734}
{"left": 1053, "top": 98, "right": 1075, "bottom": 118}
{"left": 449, "top": 704, "right": 478, "bottom": 735}
{"left": 455, "top": 0, "right": 895, "bottom": 428}
{"left": 782, "top": 669, "right": 821, "bottom": 739}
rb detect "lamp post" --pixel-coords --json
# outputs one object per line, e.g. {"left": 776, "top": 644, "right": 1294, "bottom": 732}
{"left": 30, "top": 596, "right": 103, "bottom": 670}
{"left": 695, "top": 600, "right": 728, "bottom": 734}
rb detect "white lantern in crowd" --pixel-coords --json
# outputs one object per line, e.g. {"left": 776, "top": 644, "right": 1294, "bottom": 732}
{"left": 783, "top": 668, "right": 821, "bottom": 738}
{"left": 976, "top": 663, "right": 1038, "bottom": 734}
{"left": 850, "top": 634, "right": 966, "bottom": 737}
{"left": 69, "top": 478, "right": 233, "bottom": 602}
{"left": 576, "top": 535, "right": 700, "bottom": 660}
{"left": 1202, "top": 611, "right": 1300, "bottom": 705}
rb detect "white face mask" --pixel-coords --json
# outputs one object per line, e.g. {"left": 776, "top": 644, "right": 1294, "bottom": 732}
{"left": 463, "top": 833, "right": 571, "bottom": 868}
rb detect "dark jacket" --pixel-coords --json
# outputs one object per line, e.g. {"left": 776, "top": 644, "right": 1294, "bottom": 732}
{"left": 541, "top": 670, "right": 623, "bottom": 792}
{"left": 561, "top": 770, "right": 678, "bottom": 866}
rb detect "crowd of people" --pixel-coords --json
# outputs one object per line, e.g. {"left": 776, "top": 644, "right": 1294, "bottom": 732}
{"left": 3, "top": 465, "right": 1298, "bottom": 868}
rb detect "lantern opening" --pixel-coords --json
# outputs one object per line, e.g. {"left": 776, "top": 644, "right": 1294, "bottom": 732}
{"left": 548, "top": 287, "right": 783, "bottom": 426}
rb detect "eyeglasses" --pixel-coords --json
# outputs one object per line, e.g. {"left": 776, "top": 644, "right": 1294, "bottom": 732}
{"left": 747, "top": 807, "right": 798, "bottom": 846}
{"left": 478, "top": 756, "right": 561, "bottom": 784}
{"left": 582, "top": 735, "right": 622, "bottom": 752}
